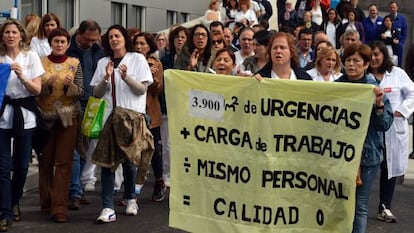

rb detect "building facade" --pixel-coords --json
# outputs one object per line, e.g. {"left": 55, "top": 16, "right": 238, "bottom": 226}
{"left": 0, "top": 0, "right": 207, "bottom": 33}
{"left": 1, "top": 0, "right": 413, "bottom": 66}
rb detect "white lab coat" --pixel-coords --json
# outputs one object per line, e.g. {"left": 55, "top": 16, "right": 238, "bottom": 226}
{"left": 377, "top": 66, "right": 414, "bottom": 178}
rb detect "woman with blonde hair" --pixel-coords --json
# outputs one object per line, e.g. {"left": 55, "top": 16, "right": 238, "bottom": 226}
{"left": 235, "top": 0, "right": 258, "bottom": 26}
{"left": 203, "top": 0, "right": 222, "bottom": 26}
{"left": 0, "top": 19, "right": 44, "bottom": 231}
{"left": 307, "top": 45, "right": 342, "bottom": 81}
{"left": 211, "top": 31, "right": 227, "bottom": 52}
{"left": 24, "top": 14, "right": 41, "bottom": 43}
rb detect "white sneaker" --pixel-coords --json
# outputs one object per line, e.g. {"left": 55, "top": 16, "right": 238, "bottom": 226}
{"left": 96, "top": 208, "right": 116, "bottom": 223}
{"left": 84, "top": 183, "right": 95, "bottom": 192}
{"left": 125, "top": 199, "right": 138, "bottom": 216}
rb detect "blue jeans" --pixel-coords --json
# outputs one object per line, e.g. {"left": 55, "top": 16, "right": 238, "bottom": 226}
{"left": 101, "top": 160, "right": 137, "bottom": 209}
{"left": 0, "top": 128, "right": 34, "bottom": 220}
{"left": 352, "top": 164, "right": 380, "bottom": 233}
{"left": 69, "top": 150, "right": 85, "bottom": 198}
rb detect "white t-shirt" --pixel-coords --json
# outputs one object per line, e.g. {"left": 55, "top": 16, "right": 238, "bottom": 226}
{"left": 250, "top": 0, "right": 260, "bottom": 14}
{"left": 90, "top": 52, "right": 153, "bottom": 122}
{"left": 0, "top": 51, "right": 45, "bottom": 129}
{"left": 30, "top": 37, "right": 51, "bottom": 58}
{"left": 306, "top": 68, "right": 342, "bottom": 82}
{"left": 234, "top": 50, "right": 254, "bottom": 66}
{"left": 311, "top": 7, "right": 323, "bottom": 26}
{"left": 326, "top": 22, "right": 337, "bottom": 48}
{"left": 235, "top": 9, "right": 258, "bottom": 26}
{"left": 271, "top": 70, "right": 298, "bottom": 80}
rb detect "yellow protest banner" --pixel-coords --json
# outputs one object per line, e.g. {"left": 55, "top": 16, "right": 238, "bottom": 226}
{"left": 165, "top": 69, "right": 375, "bottom": 233}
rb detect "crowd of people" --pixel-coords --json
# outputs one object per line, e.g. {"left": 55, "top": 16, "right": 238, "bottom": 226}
{"left": 0, "top": 1, "right": 414, "bottom": 233}
{"left": 277, "top": 0, "right": 407, "bottom": 66}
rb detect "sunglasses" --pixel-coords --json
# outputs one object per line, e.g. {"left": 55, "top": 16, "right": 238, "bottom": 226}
{"left": 212, "top": 39, "right": 223, "bottom": 44}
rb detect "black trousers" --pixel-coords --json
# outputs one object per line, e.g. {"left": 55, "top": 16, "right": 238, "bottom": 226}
{"left": 379, "top": 159, "right": 397, "bottom": 211}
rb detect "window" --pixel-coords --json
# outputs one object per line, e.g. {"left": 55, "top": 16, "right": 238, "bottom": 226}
{"left": 167, "top": 10, "right": 177, "bottom": 26}
{"left": 21, "top": 0, "right": 42, "bottom": 20}
{"left": 47, "top": 0, "right": 74, "bottom": 29}
{"left": 130, "top": 5, "right": 144, "bottom": 31}
{"left": 111, "top": 2, "right": 122, "bottom": 25}
{"left": 111, "top": 2, "right": 126, "bottom": 26}
{"left": 180, "top": 12, "right": 189, "bottom": 24}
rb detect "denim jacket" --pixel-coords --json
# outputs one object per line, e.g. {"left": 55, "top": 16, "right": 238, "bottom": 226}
{"left": 336, "top": 74, "right": 394, "bottom": 167}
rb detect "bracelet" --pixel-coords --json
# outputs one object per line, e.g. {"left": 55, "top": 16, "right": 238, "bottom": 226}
{"left": 376, "top": 105, "right": 385, "bottom": 110}
{"left": 104, "top": 79, "right": 109, "bottom": 84}
{"left": 20, "top": 78, "right": 28, "bottom": 84}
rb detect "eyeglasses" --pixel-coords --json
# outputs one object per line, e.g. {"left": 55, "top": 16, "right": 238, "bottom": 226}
{"left": 212, "top": 39, "right": 223, "bottom": 44}
{"left": 193, "top": 32, "right": 208, "bottom": 38}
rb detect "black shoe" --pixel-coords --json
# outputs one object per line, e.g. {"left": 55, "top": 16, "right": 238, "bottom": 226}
{"left": 68, "top": 197, "right": 80, "bottom": 210}
{"left": 12, "top": 205, "right": 21, "bottom": 222}
{"left": 0, "top": 219, "right": 12, "bottom": 232}
{"left": 409, "top": 152, "right": 414, "bottom": 159}
{"left": 152, "top": 180, "right": 166, "bottom": 202}
{"left": 80, "top": 195, "right": 91, "bottom": 205}
{"left": 397, "top": 175, "right": 405, "bottom": 185}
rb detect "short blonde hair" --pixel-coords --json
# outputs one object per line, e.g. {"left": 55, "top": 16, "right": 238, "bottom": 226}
{"left": 315, "top": 46, "right": 341, "bottom": 75}
{"left": 209, "top": 0, "right": 219, "bottom": 9}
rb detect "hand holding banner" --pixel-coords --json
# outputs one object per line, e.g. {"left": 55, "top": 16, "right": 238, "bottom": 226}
{"left": 165, "top": 70, "right": 375, "bottom": 233}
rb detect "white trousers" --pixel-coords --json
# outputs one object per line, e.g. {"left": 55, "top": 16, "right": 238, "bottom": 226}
{"left": 160, "top": 114, "right": 170, "bottom": 179}
{"left": 81, "top": 139, "right": 97, "bottom": 185}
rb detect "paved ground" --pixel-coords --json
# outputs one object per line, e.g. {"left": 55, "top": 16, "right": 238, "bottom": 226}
{"left": 11, "top": 127, "right": 414, "bottom": 233}
{"left": 7, "top": 159, "right": 412, "bottom": 233}
{"left": 16, "top": 176, "right": 184, "bottom": 233}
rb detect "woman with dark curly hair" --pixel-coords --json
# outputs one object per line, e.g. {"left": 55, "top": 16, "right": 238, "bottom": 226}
{"left": 90, "top": 25, "right": 153, "bottom": 223}
{"left": 174, "top": 24, "right": 214, "bottom": 73}
{"left": 368, "top": 40, "right": 414, "bottom": 224}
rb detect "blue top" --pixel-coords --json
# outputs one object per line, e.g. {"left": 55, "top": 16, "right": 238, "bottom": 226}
{"left": 336, "top": 74, "right": 394, "bottom": 167}
{"left": 67, "top": 35, "right": 104, "bottom": 109}
{"left": 362, "top": 16, "right": 383, "bottom": 44}
{"left": 390, "top": 13, "right": 408, "bottom": 45}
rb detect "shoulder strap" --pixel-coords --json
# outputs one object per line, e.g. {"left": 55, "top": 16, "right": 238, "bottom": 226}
{"left": 111, "top": 73, "right": 116, "bottom": 107}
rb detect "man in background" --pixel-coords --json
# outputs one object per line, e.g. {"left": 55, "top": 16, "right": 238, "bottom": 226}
{"left": 67, "top": 20, "right": 104, "bottom": 210}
